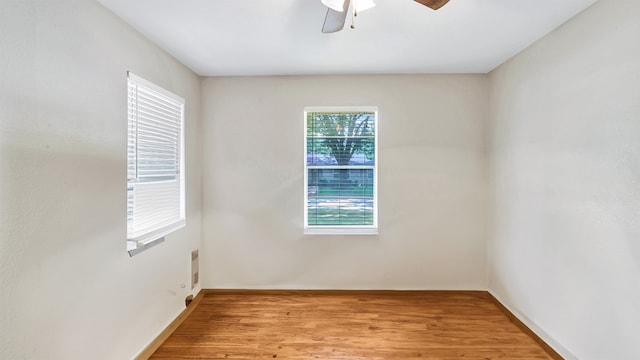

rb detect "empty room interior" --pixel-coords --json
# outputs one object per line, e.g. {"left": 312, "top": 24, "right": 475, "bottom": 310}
{"left": 1, "top": 0, "right": 639, "bottom": 359}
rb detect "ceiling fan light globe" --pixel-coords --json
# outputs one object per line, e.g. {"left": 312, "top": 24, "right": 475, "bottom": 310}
{"left": 354, "top": 0, "right": 375, "bottom": 13}
{"left": 321, "top": 0, "right": 346, "bottom": 12}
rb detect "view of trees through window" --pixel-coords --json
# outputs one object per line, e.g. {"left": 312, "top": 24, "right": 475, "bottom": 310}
{"left": 306, "top": 110, "right": 377, "bottom": 227}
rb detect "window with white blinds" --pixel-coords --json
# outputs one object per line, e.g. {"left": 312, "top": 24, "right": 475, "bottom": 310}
{"left": 304, "top": 107, "right": 378, "bottom": 235}
{"left": 127, "top": 72, "right": 185, "bottom": 252}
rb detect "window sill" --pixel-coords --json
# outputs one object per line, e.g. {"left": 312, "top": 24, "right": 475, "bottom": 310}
{"left": 127, "top": 237, "right": 165, "bottom": 257}
{"left": 304, "top": 227, "right": 378, "bottom": 235}
{"left": 127, "top": 220, "right": 185, "bottom": 256}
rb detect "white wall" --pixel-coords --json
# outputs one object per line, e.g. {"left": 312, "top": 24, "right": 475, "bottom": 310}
{"left": 488, "top": 0, "right": 640, "bottom": 358}
{"left": 0, "top": 1, "right": 202, "bottom": 359}
{"left": 201, "top": 75, "right": 488, "bottom": 290}
{"left": 7, "top": 0, "right": 636, "bottom": 357}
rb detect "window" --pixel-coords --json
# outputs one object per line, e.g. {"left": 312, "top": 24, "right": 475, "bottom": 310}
{"left": 304, "top": 107, "right": 378, "bottom": 234}
{"left": 127, "top": 72, "right": 185, "bottom": 254}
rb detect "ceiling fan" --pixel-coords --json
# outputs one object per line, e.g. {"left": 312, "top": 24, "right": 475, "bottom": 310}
{"left": 321, "top": 0, "right": 450, "bottom": 33}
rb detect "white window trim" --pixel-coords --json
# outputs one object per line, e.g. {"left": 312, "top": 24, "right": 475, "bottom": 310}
{"left": 127, "top": 72, "right": 186, "bottom": 255}
{"left": 304, "top": 106, "right": 379, "bottom": 235}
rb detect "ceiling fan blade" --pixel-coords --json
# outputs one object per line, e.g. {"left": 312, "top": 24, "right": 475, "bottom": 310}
{"left": 322, "top": 0, "right": 351, "bottom": 33}
{"left": 414, "top": 0, "right": 449, "bottom": 10}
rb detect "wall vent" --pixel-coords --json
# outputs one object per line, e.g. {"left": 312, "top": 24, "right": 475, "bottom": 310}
{"left": 191, "top": 249, "right": 199, "bottom": 289}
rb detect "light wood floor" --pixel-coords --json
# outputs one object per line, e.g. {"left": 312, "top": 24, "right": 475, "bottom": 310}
{"left": 149, "top": 291, "right": 558, "bottom": 359}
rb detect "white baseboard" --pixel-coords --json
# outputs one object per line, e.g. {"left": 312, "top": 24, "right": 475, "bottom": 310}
{"left": 488, "top": 290, "right": 576, "bottom": 360}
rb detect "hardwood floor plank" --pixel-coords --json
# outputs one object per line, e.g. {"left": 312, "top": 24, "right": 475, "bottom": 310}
{"left": 149, "top": 291, "right": 557, "bottom": 359}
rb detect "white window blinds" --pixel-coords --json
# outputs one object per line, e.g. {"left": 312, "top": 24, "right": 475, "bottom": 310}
{"left": 127, "top": 72, "right": 185, "bottom": 247}
{"left": 304, "top": 107, "right": 378, "bottom": 234}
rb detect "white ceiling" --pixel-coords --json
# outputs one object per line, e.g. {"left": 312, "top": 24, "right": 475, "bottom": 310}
{"left": 97, "top": 0, "right": 599, "bottom": 76}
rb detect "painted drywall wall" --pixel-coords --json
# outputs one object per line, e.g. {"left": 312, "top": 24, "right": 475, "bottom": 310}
{"left": 0, "top": 1, "right": 202, "bottom": 359}
{"left": 201, "top": 75, "right": 488, "bottom": 290}
{"left": 488, "top": 0, "right": 640, "bottom": 358}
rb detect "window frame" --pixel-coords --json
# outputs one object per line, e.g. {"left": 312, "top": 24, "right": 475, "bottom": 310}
{"left": 127, "top": 72, "right": 186, "bottom": 255}
{"left": 304, "top": 106, "right": 379, "bottom": 235}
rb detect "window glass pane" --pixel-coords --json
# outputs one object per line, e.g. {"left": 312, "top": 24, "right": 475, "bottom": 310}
{"left": 307, "top": 168, "right": 374, "bottom": 226}
{"left": 307, "top": 112, "right": 375, "bottom": 166}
